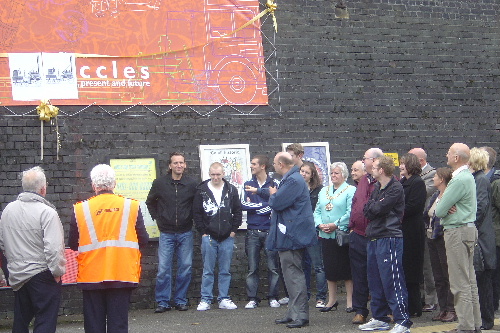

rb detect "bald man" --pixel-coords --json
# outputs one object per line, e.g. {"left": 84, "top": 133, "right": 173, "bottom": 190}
{"left": 254, "top": 152, "right": 317, "bottom": 328}
{"left": 435, "top": 143, "right": 480, "bottom": 333}
{"left": 408, "top": 148, "right": 438, "bottom": 313}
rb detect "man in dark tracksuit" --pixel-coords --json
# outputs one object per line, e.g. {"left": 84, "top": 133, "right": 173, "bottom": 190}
{"left": 361, "top": 156, "right": 412, "bottom": 333}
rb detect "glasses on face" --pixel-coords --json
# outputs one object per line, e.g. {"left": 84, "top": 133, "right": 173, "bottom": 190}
{"left": 362, "top": 157, "right": 374, "bottom": 161}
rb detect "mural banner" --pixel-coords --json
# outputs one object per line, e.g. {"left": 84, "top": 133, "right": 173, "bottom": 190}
{"left": 0, "top": 0, "right": 268, "bottom": 105}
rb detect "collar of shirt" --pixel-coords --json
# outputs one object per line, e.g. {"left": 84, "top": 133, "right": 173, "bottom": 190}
{"left": 452, "top": 165, "right": 468, "bottom": 178}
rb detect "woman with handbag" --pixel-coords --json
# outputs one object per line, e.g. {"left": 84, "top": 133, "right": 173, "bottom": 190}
{"left": 314, "top": 162, "right": 356, "bottom": 313}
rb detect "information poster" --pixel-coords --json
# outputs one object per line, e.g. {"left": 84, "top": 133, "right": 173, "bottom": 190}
{"left": 282, "top": 142, "right": 331, "bottom": 186}
{"left": 110, "top": 158, "right": 159, "bottom": 239}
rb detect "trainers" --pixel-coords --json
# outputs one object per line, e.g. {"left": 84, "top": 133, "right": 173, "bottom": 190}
{"left": 389, "top": 324, "right": 410, "bottom": 333}
{"left": 359, "top": 318, "right": 390, "bottom": 331}
{"left": 278, "top": 297, "right": 289, "bottom": 305}
{"left": 316, "top": 300, "right": 326, "bottom": 308}
{"left": 245, "top": 300, "right": 258, "bottom": 309}
{"left": 197, "top": 301, "right": 211, "bottom": 311}
{"left": 269, "top": 299, "right": 281, "bottom": 308}
{"left": 219, "top": 299, "right": 238, "bottom": 309}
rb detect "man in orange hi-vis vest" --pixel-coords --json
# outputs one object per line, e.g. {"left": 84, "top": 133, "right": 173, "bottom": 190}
{"left": 69, "top": 164, "right": 149, "bottom": 333}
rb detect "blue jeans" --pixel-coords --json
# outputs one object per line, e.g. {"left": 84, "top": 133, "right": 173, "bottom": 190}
{"left": 201, "top": 235, "right": 234, "bottom": 303}
{"left": 303, "top": 241, "right": 327, "bottom": 301}
{"left": 245, "top": 229, "right": 280, "bottom": 301}
{"left": 155, "top": 230, "right": 193, "bottom": 307}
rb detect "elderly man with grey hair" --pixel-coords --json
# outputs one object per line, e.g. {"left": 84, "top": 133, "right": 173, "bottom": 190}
{"left": 69, "top": 164, "right": 149, "bottom": 333}
{"left": 0, "top": 166, "right": 66, "bottom": 333}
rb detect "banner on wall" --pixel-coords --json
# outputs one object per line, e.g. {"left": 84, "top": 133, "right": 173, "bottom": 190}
{"left": 0, "top": 0, "right": 268, "bottom": 105}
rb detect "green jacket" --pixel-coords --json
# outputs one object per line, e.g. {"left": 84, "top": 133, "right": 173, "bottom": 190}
{"left": 435, "top": 168, "right": 477, "bottom": 229}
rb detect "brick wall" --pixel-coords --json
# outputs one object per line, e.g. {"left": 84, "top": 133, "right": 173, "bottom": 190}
{"left": 0, "top": 0, "right": 499, "bottom": 319}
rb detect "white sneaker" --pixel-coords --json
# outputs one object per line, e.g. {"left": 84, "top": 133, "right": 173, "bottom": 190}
{"left": 359, "top": 318, "right": 390, "bottom": 331}
{"left": 269, "top": 299, "right": 281, "bottom": 308}
{"left": 245, "top": 300, "right": 258, "bottom": 309}
{"left": 316, "top": 300, "right": 326, "bottom": 308}
{"left": 389, "top": 324, "right": 410, "bottom": 333}
{"left": 197, "top": 301, "right": 211, "bottom": 311}
{"left": 278, "top": 297, "right": 289, "bottom": 305}
{"left": 219, "top": 299, "right": 238, "bottom": 309}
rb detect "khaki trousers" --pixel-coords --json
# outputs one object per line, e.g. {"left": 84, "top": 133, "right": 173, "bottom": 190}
{"left": 444, "top": 225, "right": 481, "bottom": 331}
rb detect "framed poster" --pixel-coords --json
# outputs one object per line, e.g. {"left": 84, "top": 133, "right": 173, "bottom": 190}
{"left": 109, "top": 157, "right": 159, "bottom": 239}
{"left": 282, "top": 142, "right": 331, "bottom": 187}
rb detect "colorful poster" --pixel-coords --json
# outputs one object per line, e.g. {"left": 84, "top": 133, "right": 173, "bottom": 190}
{"left": 109, "top": 158, "right": 159, "bottom": 239}
{"left": 0, "top": 0, "right": 268, "bottom": 105}
{"left": 282, "top": 142, "right": 331, "bottom": 187}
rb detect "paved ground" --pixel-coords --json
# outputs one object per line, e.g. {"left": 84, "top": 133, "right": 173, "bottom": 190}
{"left": 1, "top": 297, "right": 499, "bottom": 333}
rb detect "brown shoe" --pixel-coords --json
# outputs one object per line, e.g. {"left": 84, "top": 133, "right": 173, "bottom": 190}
{"left": 352, "top": 314, "right": 366, "bottom": 324}
{"left": 432, "top": 311, "right": 446, "bottom": 321}
{"left": 441, "top": 311, "right": 458, "bottom": 322}
{"left": 387, "top": 314, "right": 394, "bottom": 324}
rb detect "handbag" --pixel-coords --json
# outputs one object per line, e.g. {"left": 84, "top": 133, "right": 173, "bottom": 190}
{"left": 336, "top": 229, "right": 349, "bottom": 247}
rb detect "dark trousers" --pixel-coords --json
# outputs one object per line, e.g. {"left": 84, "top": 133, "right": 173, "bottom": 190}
{"left": 406, "top": 282, "right": 421, "bottom": 316}
{"left": 427, "top": 237, "right": 454, "bottom": 312}
{"left": 349, "top": 232, "right": 370, "bottom": 317}
{"left": 476, "top": 269, "right": 495, "bottom": 329}
{"left": 13, "top": 270, "right": 61, "bottom": 333}
{"left": 279, "top": 249, "right": 309, "bottom": 321}
{"left": 367, "top": 238, "right": 412, "bottom": 328}
{"left": 82, "top": 288, "right": 133, "bottom": 333}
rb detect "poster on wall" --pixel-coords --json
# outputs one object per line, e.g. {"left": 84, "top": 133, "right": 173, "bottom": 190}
{"left": 282, "top": 142, "right": 331, "bottom": 187}
{"left": 109, "top": 158, "right": 159, "bottom": 239}
{"left": 0, "top": 0, "right": 268, "bottom": 105}
{"left": 199, "top": 144, "right": 251, "bottom": 228}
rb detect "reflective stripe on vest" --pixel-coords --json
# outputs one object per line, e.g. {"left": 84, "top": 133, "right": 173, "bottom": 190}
{"left": 78, "top": 198, "right": 139, "bottom": 253}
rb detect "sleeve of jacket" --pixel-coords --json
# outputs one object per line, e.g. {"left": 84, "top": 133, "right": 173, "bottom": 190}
{"left": 145, "top": 179, "right": 159, "bottom": 220}
{"left": 435, "top": 178, "right": 465, "bottom": 218}
{"left": 68, "top": 211, "right": 79, "bottom": 251}
{"left": 135, "top": 208, "right": 150, "bottom": 247}
{"left": 404, "top": 179, "right": 427, "bottom": 217}
{"left": 363, "top": 183, "right": 403, "bottom": 221}
{"left": 241, "top": 181, "right": 267, "bottom": 212}
{"left": 474, "top": 176, "right": 491, "bottom": 229}
{"left": 336, "top": 187, "right": 355, "bottom": 230}
{"left": 42, "top": 209, "right": 66, "bottom": 278}
{"left": 231, "top": 186, "right": 243, "bottom": 232}
{"left": 424, "top": 169, "right": 437, "bottom": 199}
{"left": 269, "top": 177, "right": 302, "bottom": 212}
{"left": 193, "top": 189, "right": 207, "bottom": 235}
{"left": 492, "top": 179, "right": 500, "bottom": 212}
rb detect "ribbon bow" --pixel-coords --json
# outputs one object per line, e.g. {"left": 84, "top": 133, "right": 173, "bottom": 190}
{"left": 36, "top": 99, "right": 59, "bottom": 122}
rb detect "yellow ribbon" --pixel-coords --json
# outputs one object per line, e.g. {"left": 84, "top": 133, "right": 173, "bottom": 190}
{"left": 36, "top": 99, "right": 59, "bottom": 122}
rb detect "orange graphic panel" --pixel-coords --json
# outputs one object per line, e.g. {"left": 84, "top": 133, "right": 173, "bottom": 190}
{"left": 0, "top": 0, "right": 268, "bottom": 105}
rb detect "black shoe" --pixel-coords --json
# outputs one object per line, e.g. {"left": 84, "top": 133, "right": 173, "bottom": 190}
{"left": 275, "top": 317, "right": 293, "bottom": 324}
{"left": 286, "top": 319, "right": 309, "bottom": 328}
{"left": 345, "top": 307, "right": 355, "bottom": 313}
{"left": 154, "top": 306, "right": 171, "bottom": 313}
{"left": 175, "top": 304, "right": 189, "bottom": 311}
{"left": 320, "top": 301, "right": 338, "bottom": 312}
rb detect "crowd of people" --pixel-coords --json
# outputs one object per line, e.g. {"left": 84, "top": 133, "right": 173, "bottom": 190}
{"left": 0, "top": 142, "right": 499, "bottom": 333}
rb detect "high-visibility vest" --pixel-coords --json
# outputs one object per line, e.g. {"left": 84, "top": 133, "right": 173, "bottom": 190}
{"left": 74, "top": 193, "right": 141, "bottom": 284}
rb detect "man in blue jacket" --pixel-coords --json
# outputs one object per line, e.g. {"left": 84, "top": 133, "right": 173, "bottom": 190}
{"left": 242, "top": 155, "right": 280, "bottom": 309}
{"left": 257, "top": 152, "right": 317, "bottom": 328}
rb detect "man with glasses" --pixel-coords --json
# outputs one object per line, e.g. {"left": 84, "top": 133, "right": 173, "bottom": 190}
{"left": 435, "top": 143, "right": 480, "bottom": 333}
{"left": 348, "top": 148, "right": 384, "bottom": 325}
{"left": 193, "top": 162, "right": 242, "bottom": 311}
{"left": 361, "top": 156, "right": 412, "bottom": 333}
{"left": 146, "top": 152, "right": 197, "bottom": 313}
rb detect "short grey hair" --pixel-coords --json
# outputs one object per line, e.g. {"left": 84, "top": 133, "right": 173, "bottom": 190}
{"left": 22, "top": 166, "right": 46, "bottom": 193}
{"left": 330, "top": 162, "right": 349, "bottom": 180}
{"left": 90, "top": 164, "right": 116, "bottom": 191}
{"left": 367, "top": 148, "right": 384, "bottom": 159}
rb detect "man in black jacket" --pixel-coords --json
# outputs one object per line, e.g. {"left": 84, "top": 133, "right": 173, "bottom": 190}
{"left": 361, "top": 156, "right": 412, "bottom": 333}
{"left": 146, "top": 152, "right": 197, "bottom": 313}
{"left": 193, "top": 162, "right": 242, "bottom": 311}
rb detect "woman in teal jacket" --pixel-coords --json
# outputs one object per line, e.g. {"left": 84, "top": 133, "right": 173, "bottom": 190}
{"left": 314, "top": 162, "right": 356, "bottom": 312}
